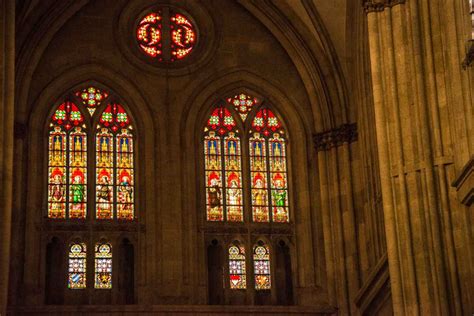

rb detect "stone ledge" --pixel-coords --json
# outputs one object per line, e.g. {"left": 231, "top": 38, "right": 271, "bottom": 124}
{"left": 452, "top": 157, "right": 474, "bottom": 206}
{"left": 10, "top": 304, "right": 337, "bottom": 315}
{"left": 354, "top": 253, "right": 390, "bottom": 315}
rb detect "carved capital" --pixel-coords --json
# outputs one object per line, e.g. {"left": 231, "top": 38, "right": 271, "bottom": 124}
{"left": 313, "top": 123, "right": 358, "bottom": 152}
{"left": 363, "top": 0, "right": 406, "bottom": 13}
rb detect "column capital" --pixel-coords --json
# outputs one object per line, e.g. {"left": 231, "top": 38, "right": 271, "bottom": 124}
{"left": 313, "top": 123, "right": 358, "bottom": 152}
{"left": 363, "top": 0, "right": 406, "bottom": 14}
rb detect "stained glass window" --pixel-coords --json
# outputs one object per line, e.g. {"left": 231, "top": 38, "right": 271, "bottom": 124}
{"left": 48, "top": 102, "right": 86, "bottom": 219}
{"left": 227, "top": 93, "right": 258, "bottom": 121}
{"left": 68, "top": 243, "right": 87, "bottom": 289}
{"left": 253, "top": 244, "right": 271, "bottom": 290}
{"left": 137, "top": 12, "right": 163, "bottom": 58}
{"left": 204, "top": 107, "right": 243, "bottom": 221}
{"left": 135, "top": 9, "right": 196, "bottom": 62}
{"left": 170, "top": 12, "right": 196, "bottom": 61}
{"left": 75, "top": 86, "right": 109, "bottom": 116}
{"left": 229, "top": 244, "right": 246, "bottom": 289}
{"left": 250, "top": 108, "right": 289, "bottom": 223}
{"left": 96, "top": 104, "right": 134, "bottom": 220}
{"left": 95, "top": 243, "right": 112, "bottom": 289}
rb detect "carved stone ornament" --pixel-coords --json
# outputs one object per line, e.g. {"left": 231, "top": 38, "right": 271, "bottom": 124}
{"left": 363, "top": 0, "right": 407, "bottom": 13}
{"left": 314, "top": 123, "right": 358, "bottom": 152}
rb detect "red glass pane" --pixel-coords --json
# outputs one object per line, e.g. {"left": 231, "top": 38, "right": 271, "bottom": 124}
{"left": 51, "top": 102, "right": 84, "bottom": 131}
{"left": 170, "top": 12, "right": 196, "bottom": 61}
{"left": 99, "top": 104, "right": 130, "bottom": 132}
{"left": 136, "top": 12, "right": 163, "bottom": 58}
{"left": 251, "top": 108, "right": 282, "bottom": 137}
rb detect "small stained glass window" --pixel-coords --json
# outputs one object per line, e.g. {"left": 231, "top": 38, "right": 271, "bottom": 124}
{"left": 253, "top": 244, "right": 271, "bottom": 290}
{"left": 95, "top": 243, "right": 112, "bottom": 289}
{"left": 227, "top": 93, "right": 258, "bottom": 121}
{"left": 229, "top": 244, "right": 246, "bottom": 289}
{"left": 68, "top": 243, "right": 87, "bottom": 289}
{"left": 75, "top": 86, "right": 109, "bottom": 116}
{"left": 136, "top": 8, "right": 197, "bottom": 62}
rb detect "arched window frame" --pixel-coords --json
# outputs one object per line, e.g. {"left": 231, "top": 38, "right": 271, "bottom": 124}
{"left": 202, "top": 91, "right": 290, "bottom": 223}
{"left": 94, "top": 241, "right": 113, "bottom": 289}
{"left": 45, "top": 83, "right": 137, "bottom": 222}
{"left": 253, "top": 241, "right": 272, "bottom": 291}
{"left": 68, "top": 242, "right": 87, "bottom": 289}
{"left": 228, "top": 241, "right": 247, "bottom": 290}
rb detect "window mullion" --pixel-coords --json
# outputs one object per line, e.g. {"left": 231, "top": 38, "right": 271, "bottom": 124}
{"left": 221, "top": 136, "right": 227, "bottom": 221}
{"left": 265, "top": 138, "right": 272, "bottom": 223}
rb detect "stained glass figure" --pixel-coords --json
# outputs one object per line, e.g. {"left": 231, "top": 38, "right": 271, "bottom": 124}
{"left": 68, "top": 243, "right": 86, "bottom": 289}
{"left": 229, "top": 244, "right": 246, "bottom": 289}
{"left": 95, "top": 243, "right": 112, "bottom": 289}
{"left": 269, "top": 134, "right": 289, "bottom": 222}
{"left": 75, "top": 86, "right": 109, "bottom": 115}
{"left": 48, "top": 102, "right": 86, "bottom": 219}
{"left": 96, "top": 104, "right": 134, "bottom": 220}
{"left": 69, "top": 127, "right": 87, "bottom": 219}
{"left": 250, "top": 108, "right": 289, "bottom": 222}
{"left": 170, "top": 12, "right": 196, "bottom": 61}
{"left": 117, "top": 129, "right": 134, "bottom": 220}
{"left": 250, "top": 133, "right": 269, "bottom": 222}
{"left": 204, "top": 107, "right": 243, "bottom": 221}
{"left": 227, "top": 93, "right": 258, "bottom": 121}
{"left": 253, "top": 244, "right": 271, "bottom": 290}
{"left": 96, "top": 128, "right": 114, "bottom": 219}
{"left": 136, "top": 12, "right": 163, "bottom": 58}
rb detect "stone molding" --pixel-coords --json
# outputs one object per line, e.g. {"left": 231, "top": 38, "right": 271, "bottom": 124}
{"left": 313, "top": 123, "right": 358, "bottom": 152}
{"left": 363, "top": 0, "right": 406, "bottom": 13}
{"left": 452, "top": 157, "right": 474, "bottom": 206}
{"left": 354, "top": 253, "right": 390, "bottom": 315}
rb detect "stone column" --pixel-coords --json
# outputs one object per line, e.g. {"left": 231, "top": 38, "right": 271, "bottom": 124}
{"left": 314, "top": 124, "right": 359, "bottom": 315}
{"left": 366, "top": 0, "right": 473, "bottom": 314}
{"left": 0, "top": 0, "right": 15, "bottom": 314}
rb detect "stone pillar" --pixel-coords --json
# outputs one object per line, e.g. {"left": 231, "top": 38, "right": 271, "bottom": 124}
{"left": 0, "top": 0, "right": 15, "bottom": 314}
{"left": 314, "top": 124, "right": 359, "bottom": 315}
{"left": 366, "top": 0, "right": 473, "bottom": 314}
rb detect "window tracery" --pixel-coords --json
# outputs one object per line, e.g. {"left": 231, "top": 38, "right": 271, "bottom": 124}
{"left": 136, "top": 8, "right": 197, "bottom": 62}
{"left": 47, "top": 85, "right": 135, "bottom": 221}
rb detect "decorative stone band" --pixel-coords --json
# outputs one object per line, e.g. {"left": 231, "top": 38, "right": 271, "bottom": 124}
{"left": 363, "top": 0, "right": 406, "bottom": 13}
{"left": 313, "top": 123, "right": 358, "bottom": 152}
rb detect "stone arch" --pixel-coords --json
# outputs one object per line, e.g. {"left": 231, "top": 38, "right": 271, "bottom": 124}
{"left": 22, "top": 64, "right": 158, "bottom": 303}
{"left": 180, "top": 69, "right": 319, "bottom": 302}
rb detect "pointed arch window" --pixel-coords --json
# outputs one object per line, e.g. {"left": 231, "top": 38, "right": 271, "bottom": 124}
{"left": 96, "top": 104, "right": 134, "bottom": 220}
{"left": 228, "top": 243, "right": 246, "bottom": 289}
{"left": 68, "top": 242, "right": 87, "bottom": 289}
{"left": 253, "top": 243, "right": 271, "bottom": 290}
{"left": 48, "top": 102, "right": 87, "bottom": 219}
{"left": 95, "top": 242, "right": 113, "bottom": 289}
{"left": 250, "top": 108, "right": 288, "bottom": 223}
{"left": 46, "top": 85, "right": 135, "bottom": 221}
{"left": 203, "top": 93, "right": 289, "bottom": 223}
{"left": 204, "top": 107, "right": 243, "bottom": 221}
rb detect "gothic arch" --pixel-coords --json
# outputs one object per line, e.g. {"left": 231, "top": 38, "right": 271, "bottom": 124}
{"left": 22, "top": 64, "right": 157, "bottom": 301}
{"left": 180, "top": 70, "right": 321, "bottom": 301}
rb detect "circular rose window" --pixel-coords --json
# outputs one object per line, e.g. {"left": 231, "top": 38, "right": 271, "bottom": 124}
{"left": 136, "top": 8, "right": 197, "bottom": 62}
